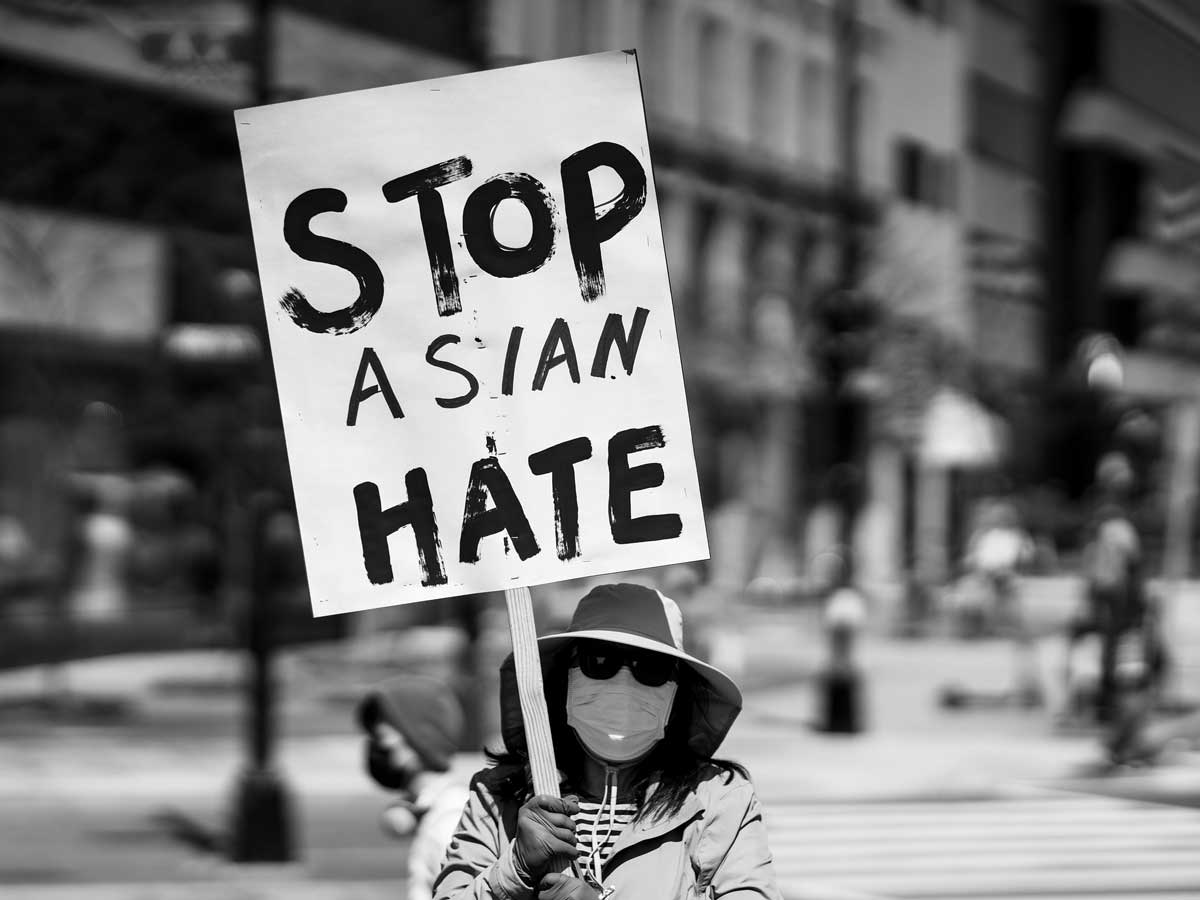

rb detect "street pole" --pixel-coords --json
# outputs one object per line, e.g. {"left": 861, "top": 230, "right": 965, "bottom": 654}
{"left": 831, "top": 0, "right": 864, "bottom": 580}
{"left": 228, "top": 0, "right": 295, "bottom": 861}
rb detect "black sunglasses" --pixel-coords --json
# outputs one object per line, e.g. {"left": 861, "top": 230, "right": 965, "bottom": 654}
{"left": 572, "top": 640, "right": 678, "bottom": 687}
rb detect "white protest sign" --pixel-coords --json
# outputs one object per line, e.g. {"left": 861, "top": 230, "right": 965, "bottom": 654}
{"left": 236, "top": 52, "right": 708, "bottom": 616}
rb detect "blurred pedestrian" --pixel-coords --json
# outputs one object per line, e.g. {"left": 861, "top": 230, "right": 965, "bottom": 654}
{"left": 964, "top": 500, "right": 1042, "bottom": 705}
{"left": 1103, "top": 584, "right": 1172, "bottom": 765}
{"left": 962, "top": 500, "right": 1034, "bottom": 636}
{"left": 62, "top": 474, "right": 134, "bottom": 624}
{"left": 434, "top": 582, "right": 780, "bottom": 900}
{"left": 1065, "top": 504, "right": 1147, "bottom": 723}
{"left": 0, "top": 497, "right": 36, "bottom": 618}
{"left": 358, "top": 675, "right": 470, "bottom": 900}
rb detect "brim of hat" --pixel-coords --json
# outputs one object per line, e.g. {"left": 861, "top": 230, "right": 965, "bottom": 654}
{"left": 537, "top": 629, "right": 742, "bottom": 711}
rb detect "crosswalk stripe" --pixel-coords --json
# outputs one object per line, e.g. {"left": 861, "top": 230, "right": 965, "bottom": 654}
{"left": 930, "top": 895, "right": 1200, "bottom": 900}
{"left": 764, "top": 792, "right": 1200, "bottom": 900}
{"left": 765, "top": 801, "right": 1196, "bottom": 826}
{"left": 782, "top": 866, "right": 1200, "bottom": 898}
{"left": 769, "top": 819, "right": 1200, "bottom": 841}
{"left": 773, "top": 848, "right": 1200, "bottom": 875}
{"left": 769, "top": 834, "right": 1199, "bottom": 859}
{"left": 763, "top": 801, "right": 1118, "bottom": 820}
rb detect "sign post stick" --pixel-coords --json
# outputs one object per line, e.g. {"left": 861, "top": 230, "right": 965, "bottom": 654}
{"left": 504, "top": 586, "right": 560, "bottom": 797}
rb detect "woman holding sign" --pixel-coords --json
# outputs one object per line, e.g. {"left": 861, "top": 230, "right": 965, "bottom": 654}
{"left": 433, "top": 583, "right": 781, "bottom": 900}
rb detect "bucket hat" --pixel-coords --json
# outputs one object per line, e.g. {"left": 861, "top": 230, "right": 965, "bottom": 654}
{"left": 500, "top": 583, "right": 742, "bottom": 759}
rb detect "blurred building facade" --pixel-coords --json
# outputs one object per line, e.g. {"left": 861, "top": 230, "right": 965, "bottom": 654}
{"left": 1047, "top": 0, "right": 1200, "bottom": 576}
{"left": 486, "top": 0, "right": 890, "bottom": 592}
{"left": 0, "top": 0, "right": 482, "bottom": 647}
{"left": 1, "top": 0, "right": 1198, "bottom": 646}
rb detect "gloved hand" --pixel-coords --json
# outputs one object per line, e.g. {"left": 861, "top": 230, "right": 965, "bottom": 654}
{"left": 512, "top": 794, "right": 580, "bottom": 882}
{"left": 537, "top": 872, "right": 602, "bottom": 900}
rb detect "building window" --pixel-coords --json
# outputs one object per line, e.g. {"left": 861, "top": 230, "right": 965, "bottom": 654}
{"left": 638, "top": 0, "right": 669, "bottom": 110}
{"left": 697, "top": 15, "right": 730, "bottom": 133}
{"left": 856, "top": 76, "right": 880, "bottom": 181}
{"left": 969, "top": 75, "right": 1037, "bottom": 174}
{"left": 559, "top": 0, "right": 609, "bottom": 56}
{"left": 896, "top": 140, "right": 923, "bottom": 202}
{"left": 894, "top": 138, "right": 957, "bottom": 211}
{"left": 800, "top": 59, "right": 827, "bottom": 162}
{"left": 751, "top": 37, "right": 783, "bottom": 151}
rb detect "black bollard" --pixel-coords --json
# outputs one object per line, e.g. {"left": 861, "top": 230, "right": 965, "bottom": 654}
{"left": 817, "top": 587, "right": 866, "bottom": 734}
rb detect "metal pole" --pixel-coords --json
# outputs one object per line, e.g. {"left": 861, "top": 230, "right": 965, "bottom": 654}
{"left": 228, "top": 0, "right": 295, "bottom": 863}
{"left": 834, "top": 0, "right": 861, "bottom": 287}
{"left": 831, "top": 0, "right": 863, "bottom": 579}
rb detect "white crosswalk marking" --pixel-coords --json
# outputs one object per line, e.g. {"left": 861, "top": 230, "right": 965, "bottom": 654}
{"left": 763, "top": 792, "right": 1200, "bottom": 900}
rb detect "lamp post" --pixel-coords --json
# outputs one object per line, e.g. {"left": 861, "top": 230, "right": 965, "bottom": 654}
{"left": 823, "top": 0, "right": 876, "bottom": 581}
{"left": 163, "top": 319, "right": 295, "bottom": 862}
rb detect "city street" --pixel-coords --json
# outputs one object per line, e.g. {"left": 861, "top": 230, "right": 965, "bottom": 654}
{"left": 2, "top": 580, "right": 1199, "bottom": 899}
{"left": 4, "top": 1, "right": 1200, "bottom": 898}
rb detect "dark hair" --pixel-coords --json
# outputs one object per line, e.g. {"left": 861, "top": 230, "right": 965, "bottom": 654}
{"left": 485, "top": 647, "right": 747, "bottom": 822}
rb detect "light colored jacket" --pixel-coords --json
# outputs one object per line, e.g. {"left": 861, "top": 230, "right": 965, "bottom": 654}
{"left": 432, "top": 764, "right": 782, "bottom": 900}
{"left": 407, "top": 771, "right": 473, "bottom": 900}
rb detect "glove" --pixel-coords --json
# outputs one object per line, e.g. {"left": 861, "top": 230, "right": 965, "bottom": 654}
{"left": 512, "top": 794, "right": 580, "bottom": 882}
{"left": 537, "top": 872, "right": 601, "bottom": 900}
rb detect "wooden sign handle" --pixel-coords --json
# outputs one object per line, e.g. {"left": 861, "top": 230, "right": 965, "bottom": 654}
{"left": 504, "top": 585, "right": 560, "bottom": 797}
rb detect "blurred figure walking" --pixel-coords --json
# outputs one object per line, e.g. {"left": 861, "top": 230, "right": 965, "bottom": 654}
{"left": 1064, "top": 505, "right": 1150, "bottom": 725}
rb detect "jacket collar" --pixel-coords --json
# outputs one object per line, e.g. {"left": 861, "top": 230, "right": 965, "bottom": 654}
{"left": 607, "top": 787, "right": 704, "bottom": 862}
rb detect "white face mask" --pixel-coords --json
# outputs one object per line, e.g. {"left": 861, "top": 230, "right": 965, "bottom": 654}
{"left": 566, "top": 665, "right": 677, "bottom": 764}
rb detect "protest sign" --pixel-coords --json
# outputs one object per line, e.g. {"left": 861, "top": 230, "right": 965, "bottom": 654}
{"left": 236, "top": 52, "right": 708, "bottom": 617}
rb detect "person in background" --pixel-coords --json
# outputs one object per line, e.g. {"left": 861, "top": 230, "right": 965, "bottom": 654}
{"left": 963, "top": 500, "right": 1035, "bottom": 636}
{"left": 434, "top": 582, "right": 781, "bottom": 900}
{"left": 358, "top": 675, "right": 471, "bottom": 900}
{"left": 1066, "top": 505, "right": 1146, "bottom": 724}
{"left": 965, "top": 500, "right": 1042, "bottom": 705}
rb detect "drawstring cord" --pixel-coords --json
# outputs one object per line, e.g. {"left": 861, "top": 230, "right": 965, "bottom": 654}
{"left": 588, "top": 767, "right": 619, "bottom": 884}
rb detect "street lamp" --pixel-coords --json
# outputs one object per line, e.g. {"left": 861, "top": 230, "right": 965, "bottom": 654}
{"left": 162, "top": 318, "right": 296, "bottom": 862}
{"left": 1078, "top": 332, "right": 1125, "bottom": 394}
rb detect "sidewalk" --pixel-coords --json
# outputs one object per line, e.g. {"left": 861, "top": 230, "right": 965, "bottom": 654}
{"left": 3, "top": 585, "right": 1199, "bottom": 896}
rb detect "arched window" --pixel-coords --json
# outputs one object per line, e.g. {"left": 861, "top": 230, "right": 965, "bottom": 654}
{"left": 697, "top": 14, "right": 731, "bottom": 133}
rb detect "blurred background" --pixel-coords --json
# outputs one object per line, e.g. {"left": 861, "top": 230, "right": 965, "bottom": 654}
{"left": 3, "top": 1, "right": 1200, "bottom": 898}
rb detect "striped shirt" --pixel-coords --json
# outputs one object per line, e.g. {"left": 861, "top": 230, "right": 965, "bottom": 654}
{"left": 575, "top": 799, "right": 637, "bottom": 876}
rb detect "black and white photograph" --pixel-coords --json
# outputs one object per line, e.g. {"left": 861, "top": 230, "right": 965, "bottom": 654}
{"left": 1, "top": 2, "right": 1199, "bottom": 898}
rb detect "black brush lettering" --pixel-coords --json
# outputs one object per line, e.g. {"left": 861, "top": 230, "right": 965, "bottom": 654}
{"left": 462, "top": 173, "right": 557, "bottom": 278}
{"left": 425, "top": 334, "right": 479, "bottom": 409}
{"left": 608, "top": 425, "right": 683, "bottom": 544}
{"left": 531, "top": 318, "right": 579, "bottom": 391}
{"left": 460, "top": 456, "right": 540, "bottom": 563}
{"left": 346, "top": 347, "right": 404, "bottom": 426}
{"left": 353, "top": 472, "right": 447, "bottom": 586}
{"left": 281, "top": 188, "right": 384, "bottom": 334}
{"left": 382, "top": 157, "right": 473, "bottom": 317}
{"left": 528, "top": 437, "right": 592, "bottom": 560}
{"left": 590, "top": 306, "right": 650, "bottom": 378}
{"left": 560, "top": 142, "right": 647, "bottom": 302}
